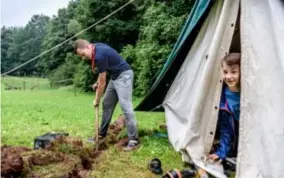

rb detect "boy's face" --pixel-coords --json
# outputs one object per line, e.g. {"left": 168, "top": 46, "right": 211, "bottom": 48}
{"left": 222, "top": 62, "right": 240, "bottom": 89}
{"left": 76, "top": 46, "right": 92, "bottom": 60}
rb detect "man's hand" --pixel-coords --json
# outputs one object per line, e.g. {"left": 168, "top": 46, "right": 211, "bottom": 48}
{"left": 93, "top": 98, "right": 100, "bottom": 107}
{"left": 92, "top": 83, "right": 98, "bottom": 91}
{"left": 93, "top": 72, "right": 106, "bottom": 107}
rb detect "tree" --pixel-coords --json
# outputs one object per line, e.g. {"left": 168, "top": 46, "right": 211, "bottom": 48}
{"left": 22, "top": 15, "right": 50, "bottom": 75}
{"left": 75, "top": 0, "right": 141, "bottom": 51}
{"left": 1, "top": 15, "right": 50, "bottom": 75}
{"left": 1, "top": 27, "right": 13, "bottom": 73}
{"left": 121, "top": 2, "right": 189, "bottom": 96}
{"left": 40, "top": 0, "right": 80, "bottom": 74}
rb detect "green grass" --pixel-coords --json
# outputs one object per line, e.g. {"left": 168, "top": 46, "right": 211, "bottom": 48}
{"left": 1, "top": 83, "right": 186, "bottom": 177}
{"left": 1, "top": 76, "right": 52, "bottom": 90}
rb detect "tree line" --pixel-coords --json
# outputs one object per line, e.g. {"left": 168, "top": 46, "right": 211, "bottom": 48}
{"left": 1, "top": 0, "right": 194, "bottom": 96}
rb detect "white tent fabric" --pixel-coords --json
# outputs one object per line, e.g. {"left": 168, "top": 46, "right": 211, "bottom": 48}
{"left": 236, "top": 0, "right": 284, "bottom": 178}
{"left": 162, "top": 0, "right": 284, "bottom": 177}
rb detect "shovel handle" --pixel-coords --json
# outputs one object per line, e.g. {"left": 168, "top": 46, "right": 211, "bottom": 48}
{"left": 95, "top": 106, "right": 100, "bottom": 152}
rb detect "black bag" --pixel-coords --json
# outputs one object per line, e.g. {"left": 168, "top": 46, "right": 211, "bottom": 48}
{"left": 34, "top": 132, "right": 69, "bottom": 149}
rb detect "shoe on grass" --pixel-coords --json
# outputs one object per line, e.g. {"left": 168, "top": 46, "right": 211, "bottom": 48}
{"left": 123, "top": 140, "right": 139, "bottom": 151}
{"left": 87, "top": 135, "right": 105, "bottom": 144}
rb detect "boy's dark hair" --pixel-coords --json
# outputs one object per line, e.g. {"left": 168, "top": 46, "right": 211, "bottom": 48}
{"left": 74, "top": 39, "right": 90, "bottom": 53}
{"left": 222, "top": 53, "right": 241, "bottom": 66}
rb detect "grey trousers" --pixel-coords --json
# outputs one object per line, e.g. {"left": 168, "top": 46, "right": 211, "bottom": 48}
{"left": 99, "top": 70, "right": 138, "bottom": 140}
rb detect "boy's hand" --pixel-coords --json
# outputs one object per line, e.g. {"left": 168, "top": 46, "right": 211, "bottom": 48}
{"left": 208, "top": 154, "right": 222, "bottom": 163}
{"left": 208, "top": 154, "right": 219, "bottom": 160}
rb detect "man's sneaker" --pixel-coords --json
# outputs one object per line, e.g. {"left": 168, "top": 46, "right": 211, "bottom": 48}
{"left": 123, "top": 140, "right": 139, "bottom": 151}
{"left": 87, "top": 135, "right": 105, "bottom": 144}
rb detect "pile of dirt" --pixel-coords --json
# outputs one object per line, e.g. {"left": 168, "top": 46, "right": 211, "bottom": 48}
{"left": 46, "top": 136, "right": 95, "bottom": 170}
{"left": 1, "top": 115, "right": 129, "bottom": 178}
{"left": 109, "top": 115, "right": 126, "bottom": 134}
{"left": 1, "top": 146, "right": 31, "bottom": 177}
{"left": 107, "top": 115, "right": 127, "bottom": 145}
{"left": 1, "top": 139, "right": 92, "bottom": 178}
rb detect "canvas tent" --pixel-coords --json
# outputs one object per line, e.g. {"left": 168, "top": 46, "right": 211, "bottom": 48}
{"left": 136, "top": 0, "right": 284, "bottom": 178}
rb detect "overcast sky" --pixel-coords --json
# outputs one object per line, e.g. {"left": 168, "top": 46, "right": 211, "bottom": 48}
{"left": 1, "top": 0, "right": 71, "bottom": 27}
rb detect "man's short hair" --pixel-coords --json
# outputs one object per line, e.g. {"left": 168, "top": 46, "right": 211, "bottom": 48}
{"left": 74, "top": 39, "right": 90, "bottom": 52}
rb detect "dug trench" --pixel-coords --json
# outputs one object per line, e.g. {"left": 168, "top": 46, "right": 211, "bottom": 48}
{"left": 1, "top": 115, "right": 166, "bottom": 178}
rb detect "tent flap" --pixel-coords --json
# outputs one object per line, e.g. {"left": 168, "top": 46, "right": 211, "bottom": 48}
{"left": 164, "top": 0, "right": 239, "bottom": 177}
{"left": 236, "top": 0, "right": 284, "bottom": 177}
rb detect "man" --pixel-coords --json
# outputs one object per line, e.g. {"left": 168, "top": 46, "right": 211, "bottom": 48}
{"left": 74, "top": 39, "right": 139, "bottom": 151}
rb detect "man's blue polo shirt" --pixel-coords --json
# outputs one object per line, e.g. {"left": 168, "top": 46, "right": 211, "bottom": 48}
{"left": 94, "top": 43, "right": 130, "bottom": 80}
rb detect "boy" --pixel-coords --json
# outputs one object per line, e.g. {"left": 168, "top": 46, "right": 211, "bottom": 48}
{"left": 199, "top": 53, "right": 241, "bottom": 177}
{"left": 210, "top": 53, "right": 241, "bottom": 161}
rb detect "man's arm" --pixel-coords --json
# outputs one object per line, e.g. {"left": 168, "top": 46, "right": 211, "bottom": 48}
{"left": 94, "top": 72, "right": 107, "bottom": 107}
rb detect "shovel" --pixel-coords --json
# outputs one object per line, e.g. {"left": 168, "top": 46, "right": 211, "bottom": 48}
{"left": 86, "top": 106, "right": 100, "bottom": 147}
{"left": 94, "top": 105, "right": 100, "bottom": 153}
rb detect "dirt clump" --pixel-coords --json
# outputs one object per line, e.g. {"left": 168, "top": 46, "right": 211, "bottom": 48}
{"left": 109, "top": 114, "right": 125, "bottom": 134}
{"left": 107, "top": 115, "right": 127, "bottom": 145}
{"left": 1, "top": 138, "right": 91, "bottom": 178}
{"left": 1, "top": 145, "right": 31, "bottom": 177}
{"left": 46, "top": 136, "right": 95, "bottom": 170}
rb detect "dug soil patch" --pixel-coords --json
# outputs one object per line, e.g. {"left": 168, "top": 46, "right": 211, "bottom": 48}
{"left": 1, "top": 116, "right": 128, "bottom": 178}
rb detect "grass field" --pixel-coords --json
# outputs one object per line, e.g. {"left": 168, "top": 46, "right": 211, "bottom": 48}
{"left": 1, "top": 78, "right": 186, "bottom": 177}
{"left": 1, "top": 76, "right": 52, "bottom": 90}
